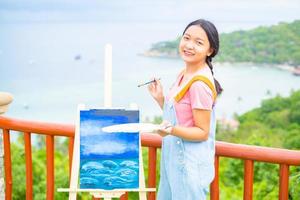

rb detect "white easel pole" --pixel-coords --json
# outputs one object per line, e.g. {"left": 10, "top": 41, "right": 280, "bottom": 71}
{"left": 103, "top": 43, "right": 121, "bottom": 200}
{"left": 104, "top": 44, "right": 112, "bottom": 108}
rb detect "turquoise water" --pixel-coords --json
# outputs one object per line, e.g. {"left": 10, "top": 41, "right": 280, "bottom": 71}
{"left": 80, "top": 158, "right": 139, "bottom": 189}
{"left": 1, "top": 22, "right": 300, "bottom": 124}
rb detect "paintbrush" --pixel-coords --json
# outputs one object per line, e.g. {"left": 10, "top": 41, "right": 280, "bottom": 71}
{"left": 137, "top": 78, "right": 161, "bottom": 87}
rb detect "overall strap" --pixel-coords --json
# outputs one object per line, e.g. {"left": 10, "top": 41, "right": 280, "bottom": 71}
{"left": 174, "top": 75, "right": 217, "bottom": 103}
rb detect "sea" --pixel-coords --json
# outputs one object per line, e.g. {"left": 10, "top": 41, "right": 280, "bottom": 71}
{"left": 80, "top": 158, "right": 139, "bottom": 189}
{"left": 1, "top": 1, "right": 300, "bottom": 124}
{"left": 1, "top": 22, "right": 300, "bottom": 124}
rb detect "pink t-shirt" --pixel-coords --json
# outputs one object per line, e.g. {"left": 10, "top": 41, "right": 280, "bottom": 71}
{"left": 166, "top": 66, "right": 215, "bottom": 127}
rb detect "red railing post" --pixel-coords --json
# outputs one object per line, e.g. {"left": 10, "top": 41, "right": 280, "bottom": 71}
{"left": 279, "top": 164, "right": 289, "bottom": 200}
{"left": 46, "top": 135, "right": 54, "bottom": 200}
{"left": 243, "top": 159, "right": 254, "bottom": 200}
{"left": 210, "top": 155, "right": 219, "bottom": 200}
{"left": 3, "top": 129, "right": 12, "bottom": 200}
{"left": 148, "top": 147, "right": 157, "bottom": 200}
{"left": 120, "top": 192, "right": 128, "bottom": 200}
{"left": 24, "top": 132, "right": 33, "bottom": 200}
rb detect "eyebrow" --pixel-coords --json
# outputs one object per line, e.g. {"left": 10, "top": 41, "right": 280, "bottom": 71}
{"left": 184, "top": 33, "right": 204, "bottom": 42}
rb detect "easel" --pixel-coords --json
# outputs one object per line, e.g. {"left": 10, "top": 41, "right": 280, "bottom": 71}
{"left": 58, "top": 44, "right": 155, "bottom": 199}
{"left": 57, "top": 105, "right": 156, "bottom": 199}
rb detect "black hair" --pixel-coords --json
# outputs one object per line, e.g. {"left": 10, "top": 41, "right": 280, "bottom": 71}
{"left": 183, "top": 19, "right": 223, "bottom": 95}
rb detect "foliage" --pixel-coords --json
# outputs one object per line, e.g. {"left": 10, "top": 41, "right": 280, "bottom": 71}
{"left": 149, "top": 20, "right": 300, "bottom": 66}
{"left": 10, "top": 136, "right": 90, "bottom": 200}
{"left": 217, "top": 90, "right": 300, "bottom": 199}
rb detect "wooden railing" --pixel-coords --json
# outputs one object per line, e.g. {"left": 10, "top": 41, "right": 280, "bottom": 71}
{"left": 0, "top": 116, "right": 300, "bottom": 200}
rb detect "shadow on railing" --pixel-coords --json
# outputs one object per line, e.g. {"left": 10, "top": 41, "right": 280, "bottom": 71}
{"left": 0, "top": 116, "right": 300, "bottom": 200}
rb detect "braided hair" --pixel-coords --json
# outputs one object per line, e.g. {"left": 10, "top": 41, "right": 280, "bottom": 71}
{"left": 183, "top": 19, "right": 223, "bottom": 95}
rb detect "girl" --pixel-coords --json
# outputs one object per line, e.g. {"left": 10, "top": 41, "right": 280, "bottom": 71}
{"left": 148, "top": 19, "right": 222, "bottom": 200}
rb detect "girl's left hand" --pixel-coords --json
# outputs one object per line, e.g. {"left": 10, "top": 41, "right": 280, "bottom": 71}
{"left": 157, "top": 121, "right": 173, "bottom": 137}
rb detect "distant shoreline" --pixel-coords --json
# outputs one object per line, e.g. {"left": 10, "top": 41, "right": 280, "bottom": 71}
{"left": 140, "top": 20, "right": 300, "bottom": 72}
{"left": 138, "top": 52, "right": 298, "bottom": 73}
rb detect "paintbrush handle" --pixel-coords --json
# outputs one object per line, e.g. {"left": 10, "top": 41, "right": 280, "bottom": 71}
{"left": 138, "top": 78, "right": 161, "bottom": 87}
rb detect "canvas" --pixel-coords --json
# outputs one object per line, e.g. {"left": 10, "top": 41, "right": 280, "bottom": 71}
{"left": 79, "top": 109, "right": 140, "bottom": 190}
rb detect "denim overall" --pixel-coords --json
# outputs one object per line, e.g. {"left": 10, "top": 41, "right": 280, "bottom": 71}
{"left": 157, "top": 76, "right": 217, "bottom": 200}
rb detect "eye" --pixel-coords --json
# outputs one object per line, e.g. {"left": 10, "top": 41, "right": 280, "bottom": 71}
{"left": 183, "top": 36, "right": 189, "bottom": 40}
{"left": 196, "top": 41, "right": 203, "bottom": 45}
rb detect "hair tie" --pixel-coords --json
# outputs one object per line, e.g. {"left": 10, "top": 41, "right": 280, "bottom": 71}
{"left": 207, "top": 56, "right": 212, "bottom": 63}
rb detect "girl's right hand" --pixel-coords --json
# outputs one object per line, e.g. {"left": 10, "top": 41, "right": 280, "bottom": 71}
{"left": 147, "top": 78, "right": 164, "bottom": 107}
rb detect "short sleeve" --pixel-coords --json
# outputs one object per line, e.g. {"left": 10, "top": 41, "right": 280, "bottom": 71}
{"left": 189, "top": 81, "right": 214, "bottom": 110}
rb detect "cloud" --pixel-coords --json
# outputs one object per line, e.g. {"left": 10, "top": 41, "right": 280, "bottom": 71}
{"left": 81, "top": 140, "right": 138, "bottom": 156}
{"left": 80, "top": 119, "right": 105, "bottom": 136}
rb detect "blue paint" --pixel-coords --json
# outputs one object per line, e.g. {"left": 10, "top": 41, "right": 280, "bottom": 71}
{"left": 80, "top": 158, "right": 139, "bottom": 189}
{"left": 79, "top": 109, "right": 140, "bottom": 189}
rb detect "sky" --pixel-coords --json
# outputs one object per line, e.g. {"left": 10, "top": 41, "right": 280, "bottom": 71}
{"left": 80, "top": 109, "right": 139, "bottom": 159}
{"left": 1, "top": 0, "right": 299, "bottom": 26}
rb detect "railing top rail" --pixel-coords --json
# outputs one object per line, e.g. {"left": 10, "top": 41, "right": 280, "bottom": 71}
{"left": 1, "top": 116, "right": 300, "bottom": 165}
{"left": 216, "top": 141, "right": 300, "bottom": 165}
{"left": 0, "top": 116, "right": 74, "bottom": 137}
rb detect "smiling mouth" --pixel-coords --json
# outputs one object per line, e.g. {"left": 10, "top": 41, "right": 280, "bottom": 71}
{"left": 183, "top": 50, "right": 194, "bottom": 56}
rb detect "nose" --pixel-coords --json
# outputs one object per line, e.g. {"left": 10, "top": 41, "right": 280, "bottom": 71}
{"left": 185, "top": 41, "right": 194, "bottom": 50}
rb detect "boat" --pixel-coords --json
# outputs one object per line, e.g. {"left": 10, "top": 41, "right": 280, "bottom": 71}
{"left": 74, "top": 54, "right": 81, "bottom": 60}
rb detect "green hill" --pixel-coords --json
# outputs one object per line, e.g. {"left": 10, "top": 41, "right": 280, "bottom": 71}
{"left": 217, "top": 90, "right": 300, "bottom": 199}
{"left": 145, "top": 20, "right": 300, "bottom": 66}
{"left": 218, "top": 90, "right": 300, "bottom": 149}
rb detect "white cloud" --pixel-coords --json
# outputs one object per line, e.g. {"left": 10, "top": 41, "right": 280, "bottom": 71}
{"left": 80, "top": 119, "right": 106, "bottom": 136}
{"left": 82, "top": 140, "right": 138, "bottom": 156}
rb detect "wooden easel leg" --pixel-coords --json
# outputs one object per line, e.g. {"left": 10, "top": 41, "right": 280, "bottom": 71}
{"left": 69, "top": 104, "right": 86, "bottom": 200}
{"left": 139, "top": 147, "right": 147, "bottom": 200}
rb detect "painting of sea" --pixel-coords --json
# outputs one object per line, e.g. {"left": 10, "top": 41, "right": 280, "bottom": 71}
{"left": 79, "top": 109, "right": 140, "bottom": 190}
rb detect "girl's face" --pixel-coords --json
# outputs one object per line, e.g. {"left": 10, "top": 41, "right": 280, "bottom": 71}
{"left": 179, "top": 25, "right": 213, "bottom": 65}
